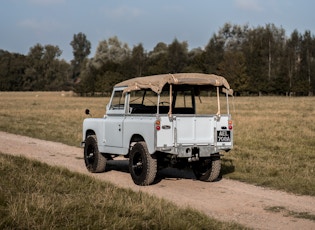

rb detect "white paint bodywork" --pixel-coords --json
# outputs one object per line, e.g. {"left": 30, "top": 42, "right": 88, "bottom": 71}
{"left": 82, "top": 86, "right": 233, "bottom": 158}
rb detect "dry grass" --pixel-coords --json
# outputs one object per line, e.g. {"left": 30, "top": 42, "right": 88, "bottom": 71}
{"left": 0, "top": 153, "right": 245, "bottom": 229}
{"left": 0, "top": 92, "right": 314, "bottom": 195}
{"left": 224, "top": 97, "right": 315, "bottom": 195}
{"left": 0, "top": 91, "right": 109, "bottom": 146}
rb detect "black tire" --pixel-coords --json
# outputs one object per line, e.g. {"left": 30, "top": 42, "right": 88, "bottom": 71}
{"left": 129, "top": 141, "right": 157, "bottom": 186}
{"left": 192, "top": 156, "right": 221, "bottom": 182}
{"left": 84, "top": 135, "right": 106, "bottom": 173}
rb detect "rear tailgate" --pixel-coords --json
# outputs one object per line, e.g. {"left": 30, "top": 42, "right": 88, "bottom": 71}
{"left": 156, "top": 114, "right": 232, "bottom": 150}
{"left": 175, "top": 116, "right": 215, "bottom": 145}
{"left": 156, "top": 115, "right": 215, "bottom": 147}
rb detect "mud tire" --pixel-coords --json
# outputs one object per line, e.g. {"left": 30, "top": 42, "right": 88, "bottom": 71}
{"left": 193, "top": 156, "right": 221, "bottom": 182}
{"left": 84, "top": 135, "right": 106, "bottom": 173}
{"left": 129, "top": 141, "right": 157, "bottom": 186}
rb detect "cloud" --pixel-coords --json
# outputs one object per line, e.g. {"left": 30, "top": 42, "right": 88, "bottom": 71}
{"left": 18, "top": 18, "right": 65, "bottom": 33}
{"left": 103, "top": 6, "right": 143, "bottom": 20}
{"left": 28, "top": 0, "right": 65, "bottom": 5}
{"left": 235, "top": 0, "right": 263, "bottom": 12}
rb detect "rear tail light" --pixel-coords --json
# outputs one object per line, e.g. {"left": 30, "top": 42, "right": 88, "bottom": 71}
{"left": 155, "top": 119, "right": 161, "bottom": 131}
{"left": 228, "top": 120, "right": 233, "bottom": 130}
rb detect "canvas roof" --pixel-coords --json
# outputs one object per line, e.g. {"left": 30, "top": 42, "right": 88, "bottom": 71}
{"left": 115, "top": 73, "right": 233, "bottom": 95}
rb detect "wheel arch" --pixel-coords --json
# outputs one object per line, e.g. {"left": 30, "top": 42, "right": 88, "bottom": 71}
{"left": 127, "top": 134, "right": 145, "bottom": 157}
{"left": 130, "top": 134, "right": 145, "bottom": 146}
{"left": 85, "top": 129, "right": 96, "bottom": 140}
{"left": 128, "top": 133, "right": 156, "bottom": 156}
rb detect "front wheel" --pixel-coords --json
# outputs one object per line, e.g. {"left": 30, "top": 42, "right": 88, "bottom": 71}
{"left": 192, "top": 156, "right": 221, "bottom": 182}
{"left": 84, "top": 135, "right": 107, "bottom": 173}
{"left": 129, "top": 142, "right": 157, "bottom": 186}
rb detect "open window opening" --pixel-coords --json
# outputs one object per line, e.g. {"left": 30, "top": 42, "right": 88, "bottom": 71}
{"left": 109, "top": 90, "right": 125, "bottom": 110}
{"left": 127, "top": 84, "right": 230, "bottom": 115}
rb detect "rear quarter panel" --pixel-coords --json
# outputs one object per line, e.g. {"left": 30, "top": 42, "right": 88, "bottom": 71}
{"left": 123, "top": 115, "right": 157, "bottom": 154}
{"left": 83, "top": 118, "right": 105, "bottom": 145}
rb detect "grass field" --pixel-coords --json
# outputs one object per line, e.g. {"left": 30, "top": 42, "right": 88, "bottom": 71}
{"left": 0, "top": 153, "right": 245, "bottom": 229}
{"left": 226, "top": 96, "right": 315, "bottom": 195}
{"left": 0, "top": 92, "right": 314, "bottom": 196}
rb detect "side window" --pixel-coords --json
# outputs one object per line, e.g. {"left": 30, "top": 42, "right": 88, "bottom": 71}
{"left": 129, "top": 90, "right": 157, "bottom": 106}
{"left": 174, "top": 90, "right": 193, "bottom": 108}
{"left": 110, "top": 90, "right": 125, "bottom": 110}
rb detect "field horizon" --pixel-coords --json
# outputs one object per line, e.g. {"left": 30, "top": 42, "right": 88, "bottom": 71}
{"left": 0, "top": 91, "right": 314, "bottom": 196}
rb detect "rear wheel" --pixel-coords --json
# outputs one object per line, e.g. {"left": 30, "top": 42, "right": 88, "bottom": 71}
{"left": 192, "top": 156, "right": 221, "bottom": 182}
{"left": 129, "top": 142, "right": 157, "bottom": 186}
{"left": 84, "top": 135, "right": 107, "bottom": 173}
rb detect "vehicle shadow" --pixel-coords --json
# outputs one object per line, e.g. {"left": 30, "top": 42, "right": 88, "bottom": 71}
{"left": 105, "top": 158, "right": 236, "bottom": 184}
{"left": 105, "top": 159, "right": 196, "bottom": 179}
{"left": 152, "top": 168, "right": 197, "bottom": 184}
{"left": 105, "top": 159, "right": 129, "bottom": 173}
{"left": 221, "top": 158, "right": 236, "bottom": 175}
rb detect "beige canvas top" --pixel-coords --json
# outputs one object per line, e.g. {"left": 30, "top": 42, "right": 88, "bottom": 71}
{"left": 115, "top": 73, "right": 233, "bottom": 95}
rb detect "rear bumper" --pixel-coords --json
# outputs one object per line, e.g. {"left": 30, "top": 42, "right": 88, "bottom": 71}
{"left": 156, "top": 144, "right": 231, "bottom": 158}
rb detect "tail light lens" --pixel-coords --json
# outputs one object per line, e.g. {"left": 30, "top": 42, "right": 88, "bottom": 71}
{"left": 228, "top": 120, "right": 233, "bottom": 130}
{"left": 155, "top": 119, "right": 161, "bottom": 131}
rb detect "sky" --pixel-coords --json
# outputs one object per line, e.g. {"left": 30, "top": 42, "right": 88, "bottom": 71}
{"left": 1, "top": 0, "right": 315, "bottom": 61}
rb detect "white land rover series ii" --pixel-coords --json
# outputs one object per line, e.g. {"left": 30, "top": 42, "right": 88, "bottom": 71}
{"left": 82, "top": 73, "right": 233, "bottom": 185}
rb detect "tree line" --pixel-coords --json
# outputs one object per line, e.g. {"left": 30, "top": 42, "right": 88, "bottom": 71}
{"left": 1, "top": 23, "right": 315, "bottom": 96}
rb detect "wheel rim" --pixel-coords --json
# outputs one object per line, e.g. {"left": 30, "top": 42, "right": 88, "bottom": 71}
{"left": 132, "top": 151, "right": 143, "bottom": 176}
{"left": 194, "top": 159, "right": 211, "bottom": 176}
{"left": 199, "top": 161, "right": 210, "bottom": 175}
{"left": 86, "top": 144, "right": 96, "bottom": 166}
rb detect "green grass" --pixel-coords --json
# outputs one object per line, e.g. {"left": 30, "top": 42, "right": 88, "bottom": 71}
{"left": 0, "top": 92, "right": 315, "bottom": 196}
{"left": 0, "top": 153, "right": 245, "bottom": 229}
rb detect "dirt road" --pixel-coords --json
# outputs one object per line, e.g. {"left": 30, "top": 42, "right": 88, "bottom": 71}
{"left": 1, "top": 131, "right": 315, "bottom": 229}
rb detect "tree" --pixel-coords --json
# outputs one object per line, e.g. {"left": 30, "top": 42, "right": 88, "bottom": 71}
{"left": 147, "top": 42, "right": 168, "bottom": 75}
{"left": 92, "top": 36, "right": 130, "bottom": 69}
{"left": 0, "top": 50, "right": 27, "bottom": 91}
{"left": 41, "top": 45, "right": 63, "bottom": 90}
{"left": 204, "top": 33, "right": 225, "bottom": 74}
{"left": 131, "top": 43, "right": 146, "bottom": 77}
{"left": 285, "top": 30, "right": 301, "bottom": 94}
{"left": 70, "top": 33, "right": 91, "bottom": 80}
{"left": 25, "top": 43, "right": 45, "bottom": 90}
{"left": 25, "top": 44, "right": 69, "bottom": 90}
{"left": 185, "top": 48, "right": 204, "bottom": 73}
{"left": 218, "top": 51, "right": 249, "bottom": 94}
{"left": 241, "top": 24, "right": 286, "bottom": 94}
{"left": 167, "top": 38, "right": 188, "bottom": 73}
{"left": 264, "top": 24, "right": 286, "bottom": 93}
{"left": 1, "top": 23, "right": 315, "bottom": 95}
{"left": 300, "top": 31, "right": 315, "bottom": 95}
{"left": 217, "top": 23, "right": 249, "bottom": 51}
{"left": 76, "top": 36, "right": 131, "bottom": 95}
{"left": 286, "top": 30, "right": 302, "bottom": 93}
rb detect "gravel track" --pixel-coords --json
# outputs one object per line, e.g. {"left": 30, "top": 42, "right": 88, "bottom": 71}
{"left": 1, "top": 131, "right": 315, "bottom": 229}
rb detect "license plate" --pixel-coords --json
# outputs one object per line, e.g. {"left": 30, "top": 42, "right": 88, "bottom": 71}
{"left": 217, "top": 130, "right": 231, "bottom": 142}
